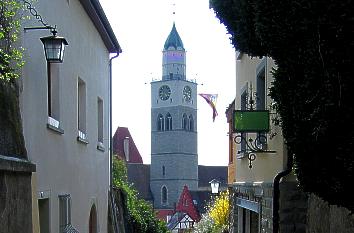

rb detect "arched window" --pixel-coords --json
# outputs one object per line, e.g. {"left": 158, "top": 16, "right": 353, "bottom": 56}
{"left": 89, "top": 205, "right": 97, "bottom": 233}
{"left": 182, "top": 114, "right": 188, "bottom": 130}
{"left": 162, "top": 186, "right": 168, "bottom": 204}
{"left": 165, "top": 113, "right": 172, "bottom": 131}
{"left": 157, "top": 114, "right": 164, "bottom": 131}
{"left": 189, "top": 115, "right": 194, "bottom": 131}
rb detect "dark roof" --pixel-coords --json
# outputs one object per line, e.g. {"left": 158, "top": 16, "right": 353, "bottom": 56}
{"left": 198, "top": 165, "right": 228, "bottom": 189}
{"left": 163, "top": 23, "right": 184, "bottom": 50}
{"left": 79, "top": 0, "right": 121, "bottom": 53}
{"left": 127, "top": 163, "right": 152, "bottom": 201}
{"left": 190, "top": 190, "right": 211, "bottom": 215}
{"left": 113, "top": 127, "right": 143, "bottom": 163}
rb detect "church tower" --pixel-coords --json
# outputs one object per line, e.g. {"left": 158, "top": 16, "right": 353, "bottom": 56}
{"left": 150, "top": 23, "right": 198, "bottom": 209}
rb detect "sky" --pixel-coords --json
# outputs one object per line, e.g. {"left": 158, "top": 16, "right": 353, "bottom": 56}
{"left": 100, "top": 0, "right": 236, "bottom": 166}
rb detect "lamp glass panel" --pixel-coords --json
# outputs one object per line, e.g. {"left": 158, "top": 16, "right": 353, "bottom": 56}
{"left": 43, "top": 39, "right": 64, "bottom": 62}
{"left": 211, "top": 182, "right": 219, "bottom": 194}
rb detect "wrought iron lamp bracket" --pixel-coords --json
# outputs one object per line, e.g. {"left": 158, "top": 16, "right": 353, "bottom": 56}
{"left": 22, "top": 0, "right": 57, "bottom": 35}
{"left": 234, "top": 133, "right": 276, "bottom": 169}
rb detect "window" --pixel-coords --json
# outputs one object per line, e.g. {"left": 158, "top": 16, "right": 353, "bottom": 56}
{"left": 189, "top": 115, "right": 194, "bottom": 131}
{"left": 97, "top": 97, "right": 103, "bottom": 144}
{"left": 78, "top": 78, "right": 87, "bottom": 140}
{"left": 162, "top": 166, "right": 165, "bottom": 176}
{"left": 165, "top": 113, "right": 172, "bottom": 131}
{"left": 182, "top": 114, "right": 188, "bottom": 130}
{"left": 59, "top": 194, "right": 71, "bottom": 232}
{"left": 47, "top": 63, "right": 62, "bottom": 130}
{"left": 162, "top": 186, "right": 168, "bottom": 204}
{"left": 157, "top": 114, "right": 164, "bottom": 131}
{"left": 38, "top": 198, "right": 50, "bottom": 233}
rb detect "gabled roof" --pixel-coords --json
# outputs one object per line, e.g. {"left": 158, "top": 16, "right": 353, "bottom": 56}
{"left": 163, "top": 23, "right": 185, "bottom": 50}
{"left": 167, "top": 212, "right": 195, "bottom": 230}
{"left": 176, "top": 185, "right": 200, "bottom": 221}
{"left": 79, "top": 0, "right": 121, "bottom": 53}
{"left": 112, "top": 127, "right": 143, "bottom": 163}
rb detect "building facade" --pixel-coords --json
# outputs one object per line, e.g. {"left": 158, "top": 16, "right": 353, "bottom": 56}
{"left": 19, "top": 0, "right": 121, "bottom": 232}
{"left": 230, "top": 53, "right": 307, "bottom": 233}
{"left": 150, "top": 23, "right": 198, "bottom": 210}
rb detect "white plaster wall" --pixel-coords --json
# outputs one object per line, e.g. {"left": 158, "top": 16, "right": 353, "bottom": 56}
{"left": 20, "top": 0, "right": 111, "bottom": 232}
{"left": 234, "top": 54, "right": 286, "bottom": 183}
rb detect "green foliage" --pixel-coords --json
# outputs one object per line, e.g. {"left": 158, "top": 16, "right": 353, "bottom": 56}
{"left": 0, "top": 0, "right": 24, "bottom": 80}
{"left": 112, "top": 157, "right": 168, "bottom": 233}
{"left": 211, "top": 0, "right": 354, "bottom": 212}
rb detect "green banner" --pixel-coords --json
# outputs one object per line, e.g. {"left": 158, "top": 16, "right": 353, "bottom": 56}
{"left": 233, "top": 110, "right": 269, "bottom": 132}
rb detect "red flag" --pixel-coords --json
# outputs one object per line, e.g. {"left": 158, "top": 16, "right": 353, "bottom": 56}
{"left": 199, "top": 93, "right": 218, "bottom": 122}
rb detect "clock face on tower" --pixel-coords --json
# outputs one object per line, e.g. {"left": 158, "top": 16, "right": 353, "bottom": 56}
{"left": 183, "top": 86, "right": 192, "bottom": 102}
{"left": 159, "top": 85, "right": 171, "bottom": 100}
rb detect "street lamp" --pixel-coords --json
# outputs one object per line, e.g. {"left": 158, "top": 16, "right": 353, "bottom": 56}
{"left": 209, "top": 179, "right": 221, "bottom": 194}
{"left": 40, "top": 30, "right": 68, "bottom": 63}
{"left": 22, "top": 0, "right": 68, "bottom": 63}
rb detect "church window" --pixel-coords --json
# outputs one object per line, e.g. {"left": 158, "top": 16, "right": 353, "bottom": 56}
{"left": 162, "top": 166, "right": 166, "bottom": 176}
{"left": 189, "top": 115, "right": 194, "bottom": 131}
{"left": 166, "top": 113, "right": 172, "bottom": 131}
{"left": 162, "top": 186, "right": 168, "bottom": 204}
{"left": 182, "top": 114, "right": 188, "bottom": 130}
{"left": 157, "top": 114, "right": 164, "bottom": 131}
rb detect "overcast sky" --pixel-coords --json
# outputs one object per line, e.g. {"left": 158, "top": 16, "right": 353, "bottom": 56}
{"left": 100, "top": 0, "right": 236, "bottom": 165}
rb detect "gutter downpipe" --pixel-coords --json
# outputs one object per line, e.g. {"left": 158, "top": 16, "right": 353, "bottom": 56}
{"left": 273, "top": 151, "right": 293, "bottom": 233}
{"left": 109, "top": 53, "right": 119, "bottom": 233}
{"left": 109, "top": 53, "right": 119, "bottom": 189}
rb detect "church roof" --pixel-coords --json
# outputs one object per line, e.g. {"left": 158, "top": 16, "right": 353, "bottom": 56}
{"left": 112, "top": 127, "right": 143, "bottom": 163}
{"left": 163, "top": 23, "right": 185, "bottom": 50}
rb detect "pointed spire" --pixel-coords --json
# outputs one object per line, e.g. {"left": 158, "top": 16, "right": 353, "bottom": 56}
{"left": 163, "top": 23, "right": 184, "bottom": 50}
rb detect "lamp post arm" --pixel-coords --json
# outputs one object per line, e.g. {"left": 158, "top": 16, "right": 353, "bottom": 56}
{"left": 22, "top": 0, "right": 52, "bottom": 29}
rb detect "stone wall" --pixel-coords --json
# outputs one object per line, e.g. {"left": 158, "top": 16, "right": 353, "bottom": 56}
{"left": 307, "top": 194, "right": 354, "bottom": 233}
{"left": 0, "top": 155, "right": 35, "bottom": 233}
{"left": 279, "top": 182, "right": 308, "bottom": 233}
{"left": 231, "top": 181, "right": 308, "bottom": 233}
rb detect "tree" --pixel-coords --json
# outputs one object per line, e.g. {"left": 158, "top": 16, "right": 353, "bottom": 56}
{"left": 0, "top": 0, "right": 26, "bottom": 157}
{"left": 210, "top": 0, "right": 354, "bottom": 212}
{"left": 112, "top": 157, "right": 168, "bottom": 233}
{"left": 194, "top": 190, "right": 230, "bottom": 233}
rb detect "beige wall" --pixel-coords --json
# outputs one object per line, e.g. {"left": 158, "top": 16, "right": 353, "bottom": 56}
{"left": 234, "top": 54, "right": 286, "bottom": 183}
{"left": 20, "top": 0, "right": 111, "bottom": 232}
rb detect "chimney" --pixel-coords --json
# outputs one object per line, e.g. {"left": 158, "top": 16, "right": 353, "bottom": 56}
{"left": 123, "top": 137, "right": 130, "bottom": 162}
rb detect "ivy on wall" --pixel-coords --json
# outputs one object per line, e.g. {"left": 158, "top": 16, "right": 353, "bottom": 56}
{"left": 0, "top": 0, "right": 24, "bottom": 80}
{"left": 0, "top": 0, "right": 26, "bottom": 157}
{"left": 211, "top": 0, "right": 354, "bottom": 212}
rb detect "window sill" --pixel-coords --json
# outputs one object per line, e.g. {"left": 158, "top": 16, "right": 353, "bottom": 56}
{"left": 47, "top": 116, "right": 64, "bottom": 134}
{"left": 47, "top": 123, "right": 64, "bottom": 134}
{"left": 77, "top": 136, "right": 89, "bottom": 144}
{"left": 97, "top": 142, "right": 105, "bottom": 152}
{"left": 77, "top": 131, "right": 89, "bottom": 144}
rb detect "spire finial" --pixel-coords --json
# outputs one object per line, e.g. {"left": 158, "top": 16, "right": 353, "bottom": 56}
{"left": 172, "top": 0, "right": 176, "bottom": 21}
